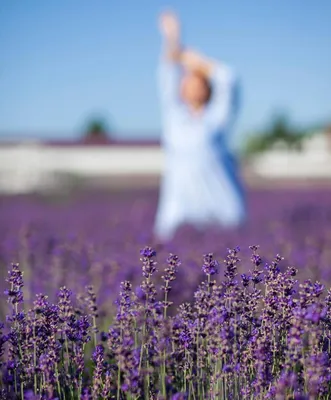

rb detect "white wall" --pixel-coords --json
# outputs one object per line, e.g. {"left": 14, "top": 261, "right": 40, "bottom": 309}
{"left": 0, "top": 142, "right": 164, "bottom": 193}
{"left": 1, "top": 134, "right": 331, "bottom": 194}
{"left": 250, "top": 132, "right": 331, "bottom": 179}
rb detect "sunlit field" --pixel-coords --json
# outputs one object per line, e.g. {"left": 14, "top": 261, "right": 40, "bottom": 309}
{"left": 1, "top": 186, "right": 331, "bottom": 399}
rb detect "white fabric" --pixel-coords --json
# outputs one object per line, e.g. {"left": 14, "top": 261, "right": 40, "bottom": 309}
{"left": 154, "top": 60, "right": 246, "bottom": 240}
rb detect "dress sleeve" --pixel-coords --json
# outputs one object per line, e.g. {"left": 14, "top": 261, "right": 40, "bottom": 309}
{"left": 205, "top": 63, "right": 240, "bottom": 131}
{"left": 157, "top": 59, "right": 183, "bottom": 110}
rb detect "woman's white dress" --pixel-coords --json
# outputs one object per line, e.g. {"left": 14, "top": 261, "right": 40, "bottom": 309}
{"left": 154, "top": 59, "right": 246, "bottom": 241}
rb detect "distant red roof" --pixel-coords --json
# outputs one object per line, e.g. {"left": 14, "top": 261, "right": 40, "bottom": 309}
{"left": 0, "top": 137, "right": 161, "bottom": 147}
{"left": 45, "top": 138, "right": 161, "bottom": 147}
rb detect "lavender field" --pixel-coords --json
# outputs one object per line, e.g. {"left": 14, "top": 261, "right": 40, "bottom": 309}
{"left": 1, "top": 186, "right": 331, "bottom": 399}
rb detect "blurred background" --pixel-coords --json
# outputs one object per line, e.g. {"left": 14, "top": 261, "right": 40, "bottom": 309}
{"left": 0, "top": 0, "right": 330, "bottom": 193}
{"left": 0, "top": 0, "right": 331, "bottom": 315}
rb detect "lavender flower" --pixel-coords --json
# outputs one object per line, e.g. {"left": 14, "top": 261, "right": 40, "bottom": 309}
{"left": 92, "top": 344, "right": 105, "bottom": 398}
{"left": 5, "top": 263, "right": 24, "bottom": 305}
{"left": 241, "top": 273, "right": 250, "bottom": 287}
{"left": 85, "top": 285, "right": 98, "bottom": 318}
{"left": 1, "top": 238, "right": 331, "bottom": 398}
{"left": 171, "top": 393, "right": 188, "bottom": 400}
{"left": 162, "top": 254, "right": 180, "bottom": 292}
{"left": 202, "top": 253, "right": 219, "bottom": 276}
{"left": 224, "top": 247, "right": 240, "bottom": 283}
{"left": 162, "top": 254, "right": 180, "bottom": 317}
{"left": 0, "top": 322, "right": 6, "bottom": 367}
{"left": 58, "top": 286, "right": 73, "bottom": 321}
{"left": 140, "top": 246, "right": 157, "bottom": 278}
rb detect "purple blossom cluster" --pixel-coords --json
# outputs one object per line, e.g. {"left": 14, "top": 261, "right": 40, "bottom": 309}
{"left": 1, "top": 187, "right": 331, "bottom": 316}
{"left": 0, "top": 244, "right": 331, "bottom": 399}
{"left": 0, "top": 188, "right": 331, "bottom": 399}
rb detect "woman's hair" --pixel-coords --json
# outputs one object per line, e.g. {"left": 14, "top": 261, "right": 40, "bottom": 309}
{"left": 193, "top": 69, "right": 213, "bottom": 104}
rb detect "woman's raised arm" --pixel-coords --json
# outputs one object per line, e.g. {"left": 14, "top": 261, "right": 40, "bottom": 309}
{"left": 180, "top": 48, "right": 239, "bottom": 130}
{"left": 157, "top": 12, "right": 183, "bottom": 109}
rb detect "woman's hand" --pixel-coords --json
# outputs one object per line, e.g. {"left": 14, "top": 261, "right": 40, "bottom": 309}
{"left": 159, "top": 11, "right": 180, "bottom": 44}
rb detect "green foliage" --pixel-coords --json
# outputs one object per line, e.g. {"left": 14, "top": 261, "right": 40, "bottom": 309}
{"left": 83, "top": 117, "right": 110, "bottom": 140}
{"left": 243, "top": 114, "right": 306, "bottom": 156}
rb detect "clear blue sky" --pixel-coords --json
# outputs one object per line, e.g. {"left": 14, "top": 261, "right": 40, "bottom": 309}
{"left": 0, "top": 0, "right": 330, "bottom": 142}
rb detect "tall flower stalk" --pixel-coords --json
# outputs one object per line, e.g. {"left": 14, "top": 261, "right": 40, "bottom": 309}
{"left": 0, "top": 245, "right": 331, "bottom": 399}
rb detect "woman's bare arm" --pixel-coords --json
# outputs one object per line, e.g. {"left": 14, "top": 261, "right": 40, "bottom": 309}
{"left": 180, "top": 49, "right": 215, "bottom": 77}
{"left": 158, "top": 11, "right": 238, "bottom": 127}
{"left": 159, "top": 11, "right": 215, "bottom": 73}
{"left": 159, "top": 12, "right": 182, "bottom": 62}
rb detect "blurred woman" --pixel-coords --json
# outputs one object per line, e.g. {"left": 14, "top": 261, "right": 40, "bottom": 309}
{"left": 154, "top": 11, "right": 246, "bottom": 242}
